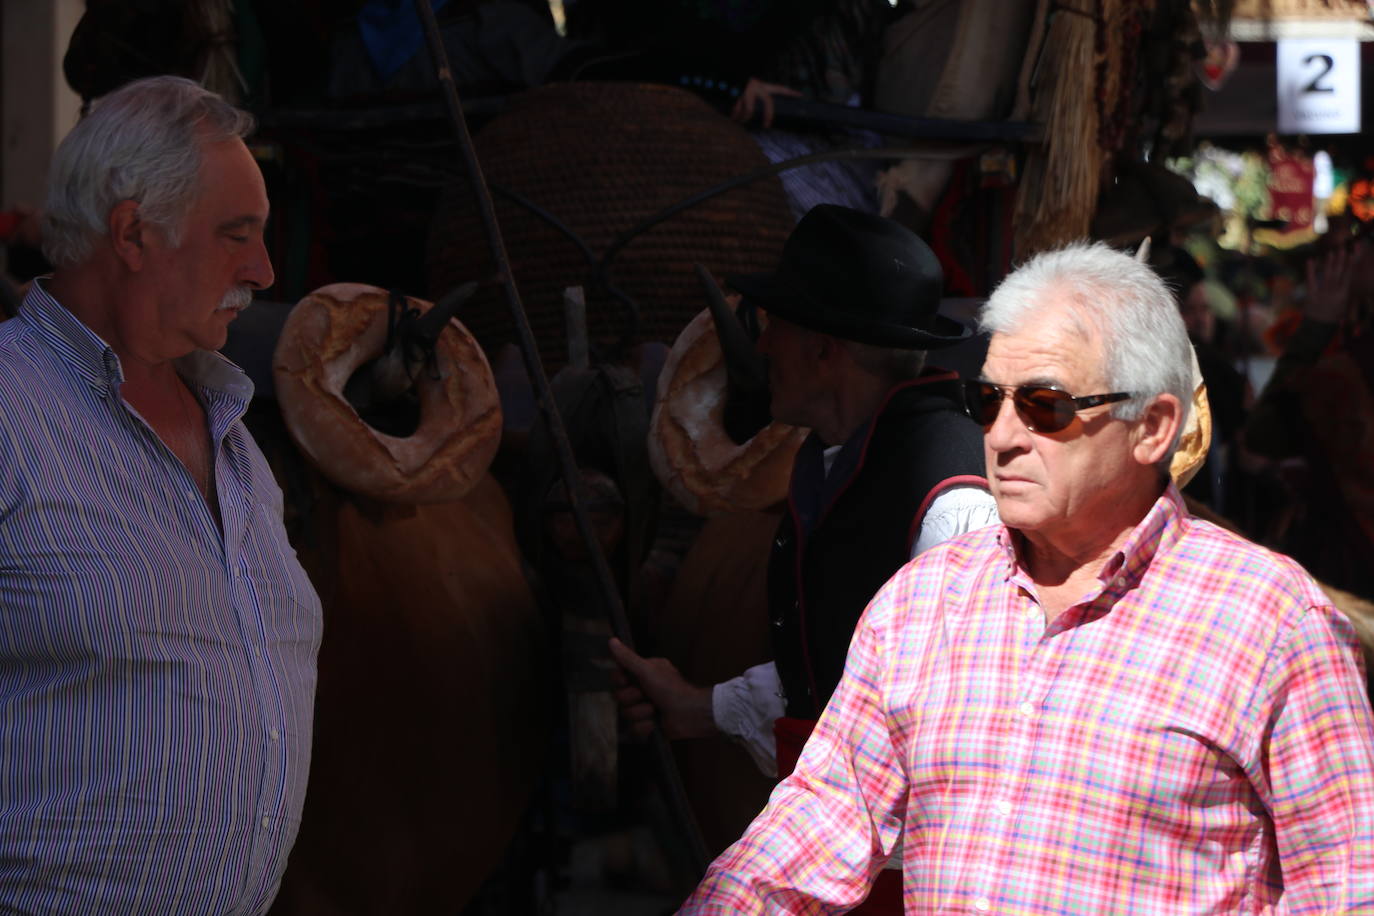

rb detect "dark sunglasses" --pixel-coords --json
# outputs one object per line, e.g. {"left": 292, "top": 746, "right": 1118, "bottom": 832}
{"left": 963, "top": 380, "right": 1134, "bottom": 433}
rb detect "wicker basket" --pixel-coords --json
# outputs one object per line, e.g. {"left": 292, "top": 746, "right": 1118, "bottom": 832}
{"left": 425, "top": 82, "right": 794, "bottom": 372}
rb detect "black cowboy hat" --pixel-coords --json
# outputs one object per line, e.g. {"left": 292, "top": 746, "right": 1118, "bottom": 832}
{"left": 728, "top": 204, "right": 971, "bottom": 350}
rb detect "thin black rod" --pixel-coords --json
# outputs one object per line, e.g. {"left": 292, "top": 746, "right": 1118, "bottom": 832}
{"left": 489, "top": 182, "right": 642, "bottom": 354}
{"left": 412, "top": 0, "right": 712, "bottom": 880}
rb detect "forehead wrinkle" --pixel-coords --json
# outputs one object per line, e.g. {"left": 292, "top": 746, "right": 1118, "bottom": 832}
{"left": 983, "top": 316, "right": 1106, "bottom": 394}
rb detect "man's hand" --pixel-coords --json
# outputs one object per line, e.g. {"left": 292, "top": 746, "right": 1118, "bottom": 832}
{"left": 731, "top": 78, "right": 802, "bottom": 129}
{"left": 607, "top": 637, "right": 717, "bottom": 740}
{"left": 1304, "top": 244, "right": 1357, "bottom": 325}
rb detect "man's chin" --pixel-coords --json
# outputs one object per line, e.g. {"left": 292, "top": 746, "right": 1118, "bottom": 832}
{"left": 991, "top": 500, "right": 1049, "bottom": 533}
{"left": 195, "top": 321, "right": 234, "bottom": 353}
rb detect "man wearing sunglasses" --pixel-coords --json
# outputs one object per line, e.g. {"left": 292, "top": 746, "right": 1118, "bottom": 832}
{"left": 681, "top": 241, "right": 1374, "bottom": 913}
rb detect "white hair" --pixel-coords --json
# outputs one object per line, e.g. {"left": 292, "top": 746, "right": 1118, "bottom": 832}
{"left": 42, "top": 75, "right": 254, "bottom": 268}
{"left": 979, "top": 241, "right": 1194, "bottom": 456}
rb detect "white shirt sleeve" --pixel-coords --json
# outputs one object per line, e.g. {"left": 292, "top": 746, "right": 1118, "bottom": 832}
{"left": 709, "top": 487, "right": 999, "bottom": 778}
{"left": 712, "top": 661, "right": 785, "bottom": 779}
{"left": 909, "top": 484, "right": 1001, "bottom": 559}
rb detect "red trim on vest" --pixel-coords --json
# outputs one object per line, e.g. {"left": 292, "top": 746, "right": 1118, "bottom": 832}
{"left": 905, "top": 474, "right": 991, "bottom": 555}
{"left": 790, "top": 370, "right": 966, "bottom": 718}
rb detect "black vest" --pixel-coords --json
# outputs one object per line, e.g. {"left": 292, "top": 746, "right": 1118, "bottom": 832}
{"left": 768, "top": 372, "right": 986, "bottom": 719}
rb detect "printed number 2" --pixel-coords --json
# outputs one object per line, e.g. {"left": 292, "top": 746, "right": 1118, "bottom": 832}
{"left": 1303, "top": 54, "right": 1335, "bottom": 94}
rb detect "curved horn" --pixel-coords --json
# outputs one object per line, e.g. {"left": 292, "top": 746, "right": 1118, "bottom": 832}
{"left": 411, "top": 280, "right": 480, "bottom": 349}
{"left": 344, "top": 282, "right": 481, "bottom": 425}
{"left": 696, "top": 264, "right": 773, "bottom": 444}
{"left": 1135, "top": 237, "right": 1152, "bottom": 263}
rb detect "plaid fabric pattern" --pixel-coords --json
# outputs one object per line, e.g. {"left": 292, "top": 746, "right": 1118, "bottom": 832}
{"left": 682, "top": 486, "right": 1374, "bottom": 914}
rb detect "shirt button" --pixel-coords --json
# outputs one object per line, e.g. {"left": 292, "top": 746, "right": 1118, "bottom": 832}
{"left": 994, "top": 799, "right": 1012, "bottom": 816}
{"left": 1018, "top": 701, "right": 1036, "bottom": 718}
{"left": 269, "top": 728, "right": 280, "bottom": 741}
{"left": 261, "top": 816, "right": 270, "bottom": 830}
{"left": 974, "top": 897, "right": 992, "bottom": 912}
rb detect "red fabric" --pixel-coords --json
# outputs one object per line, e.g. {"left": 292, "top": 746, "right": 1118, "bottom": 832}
{"left": 773, "top": 716, "right": 815, "bottom": 779}
{"left": 0, "top": 211, "right": 20, "bottom": 243}
{"left": 1267, "top": 144, "right": 1315, "bottom": 232}
{"left": 853, "top": 869, "right": 903, "bottom": 914}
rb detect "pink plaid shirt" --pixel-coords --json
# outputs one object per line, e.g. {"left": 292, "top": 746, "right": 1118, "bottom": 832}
{"left": 681, "top": 485, "right": 1374, "bottom": 914}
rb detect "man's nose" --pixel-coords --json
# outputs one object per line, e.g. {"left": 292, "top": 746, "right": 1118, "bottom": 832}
{"left": 984, "top": 392, "right": 1029, "bottom": 452}
{"left": 242, "top": 236, "right": 275, "bottom": 291}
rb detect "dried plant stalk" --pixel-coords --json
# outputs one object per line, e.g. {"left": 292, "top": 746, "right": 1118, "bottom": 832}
{"left": 1014, "top": 1, "right": 1100, "bottom": 256}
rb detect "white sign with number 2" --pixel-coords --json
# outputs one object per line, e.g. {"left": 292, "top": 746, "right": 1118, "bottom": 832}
{"left": 1277, "top": 38, "right": 1360, "bottom": 135}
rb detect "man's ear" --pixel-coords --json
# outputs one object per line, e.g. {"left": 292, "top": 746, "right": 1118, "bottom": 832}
{"left": 814, "top": 332, "right": 844, "bottom": 369}
{"left": 108, "top": 200, "right": 146, "bottom": 270}
{"left": 1132, "top": 392, "right": 1183, "bottom": 467}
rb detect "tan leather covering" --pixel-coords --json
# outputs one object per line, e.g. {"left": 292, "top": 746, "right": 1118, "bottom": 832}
{"left": 272, "top": 283, "right": 501, "bottom": 504}
{"left": 1170, "top": 347, "right": 1212, "bottom": 488}
{"left": 651, "top": 510, "right": 781, "bottom": 855}
{"left": 270, "top": 473, "right": 546, "bottom": 913}
{"left": 649, "top": 309, "right": 807, "bottom": 516}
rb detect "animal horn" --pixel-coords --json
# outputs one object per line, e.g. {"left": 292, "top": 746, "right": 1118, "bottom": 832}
{"left": 343, "top": 281, "right": 481, "bottom": 426}
{"left": 696, "top": 264, "right": 772, "bottom": 444}
{"left": 1135, "top": 237, "right": 1152, "bottom": 263}
{"left": 411, "top": 280, "right": 479, "bottom": 349}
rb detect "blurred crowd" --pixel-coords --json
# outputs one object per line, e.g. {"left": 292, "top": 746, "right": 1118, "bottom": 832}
{"left": 1153, "top": 220, "right": 1374, "bottom": 601}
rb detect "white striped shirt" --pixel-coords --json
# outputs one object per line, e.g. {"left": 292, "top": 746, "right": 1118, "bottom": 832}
{"left": 0, "top": 282, "right": 321, "bottom": 914}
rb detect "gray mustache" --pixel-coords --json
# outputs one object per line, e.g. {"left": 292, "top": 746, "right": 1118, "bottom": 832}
{"left": 217, "top": 286, "right": 254, "bottom": 311}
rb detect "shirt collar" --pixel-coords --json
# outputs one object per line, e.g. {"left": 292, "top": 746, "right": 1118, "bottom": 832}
{"left": 996, "top": 482, "right": 1189, "bottom": 589}
{"left": 21, "top": 278, "right": 124, "bottom": 393}
{"left": 21, "top": 277, "right": 256, "bottom": 406}
{"left": 175, "top": 348, "right": 255, "bottom": 403}
{"left": 1098, "top": 481, "right": 1188, "bottom": 589}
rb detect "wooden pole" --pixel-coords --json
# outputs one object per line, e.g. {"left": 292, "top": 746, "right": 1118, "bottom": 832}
{"left": 410, "top": 0, "right": 713, "bottom": 883}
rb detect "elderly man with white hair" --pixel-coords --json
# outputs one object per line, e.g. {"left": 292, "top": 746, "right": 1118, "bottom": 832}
{"left": 0, "top": 76, "right": 320, "bottom": 914}
{"left": 679, "top": 241, "right": 1374, "bottom": 914}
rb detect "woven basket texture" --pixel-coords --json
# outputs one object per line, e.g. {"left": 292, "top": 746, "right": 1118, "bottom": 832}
{"left": 426, "top": 82, "right": 794, "bottom": 372}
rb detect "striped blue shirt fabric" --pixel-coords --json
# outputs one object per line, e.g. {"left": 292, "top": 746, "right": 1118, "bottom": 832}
{"left": 0, "top": 282, "right": 322, "bottom": 914}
